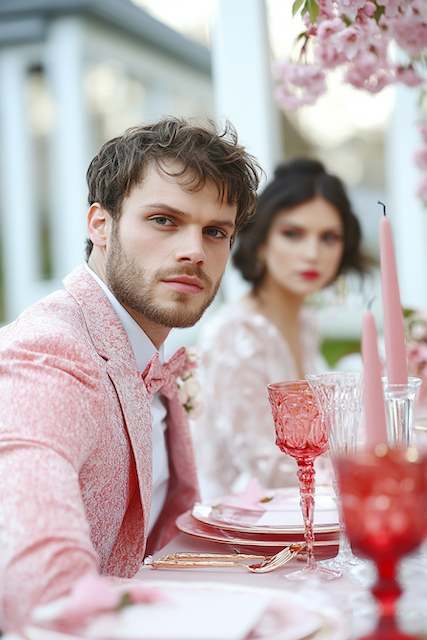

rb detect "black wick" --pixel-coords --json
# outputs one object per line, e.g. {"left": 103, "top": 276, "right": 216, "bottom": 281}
{"left": 377, "top": 200, "right": 387, "bottom": 216}
{"left": 367, "top": 296, "right": 375, "bottom": 311}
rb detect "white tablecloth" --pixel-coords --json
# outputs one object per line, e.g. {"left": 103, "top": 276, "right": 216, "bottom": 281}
{"left": 136, "top": 533, "right": 427, "bottom": 640}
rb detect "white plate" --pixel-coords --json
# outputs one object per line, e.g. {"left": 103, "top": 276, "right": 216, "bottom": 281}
{"left": 193, "top": 502, "right": 339, "bottom": 535}
{"left": 28, "top": 581, "right": 348, "bottom": 640}
{"left": 177, "top": 511, "right": 339, "bottom": 549}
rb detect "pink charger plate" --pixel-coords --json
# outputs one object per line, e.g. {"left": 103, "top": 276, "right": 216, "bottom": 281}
{"left": 176, "top": 511, "right": 339, "bottom": 559}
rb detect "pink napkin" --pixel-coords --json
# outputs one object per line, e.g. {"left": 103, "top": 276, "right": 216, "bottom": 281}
{"left": 218, "top": 478, "right": 269, "bottom": 510}
{"left": 218, "top": 479, "right": 336, "bottom": 513}
{"left": 32, "top": 573, "right": 168, "bottom": 632}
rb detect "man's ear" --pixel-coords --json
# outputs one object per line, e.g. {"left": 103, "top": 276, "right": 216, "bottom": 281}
{"left": 87, "top": 203, "right": 112, "bottom": 249}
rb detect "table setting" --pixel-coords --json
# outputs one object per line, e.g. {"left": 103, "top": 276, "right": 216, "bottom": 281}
{"left": 5, "top": 203, "right": 427, "bottom": 640}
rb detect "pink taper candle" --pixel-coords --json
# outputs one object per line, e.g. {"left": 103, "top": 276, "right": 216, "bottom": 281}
{"left": 362, "top": 310, "right": 388, "bottom": 448}
{"left": 379, "top": 208, "right": 408, "bottom": 384}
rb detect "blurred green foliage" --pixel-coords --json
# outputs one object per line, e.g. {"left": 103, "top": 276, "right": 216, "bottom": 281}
{"left": 321, "top": 337, "right": 361, "bottom": 367}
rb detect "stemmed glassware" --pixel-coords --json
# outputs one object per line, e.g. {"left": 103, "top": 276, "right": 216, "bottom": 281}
{"left": 307, "top": 372, "right": 365, "bottom": 576}
{"left": 267, "top": 380, "right": 338, "bottom": 580}
{"left": 335, "top": 447, "right": 427, "bottom": 640}
{"left": 382, "top": 377, "right": 421, "bottom": 447}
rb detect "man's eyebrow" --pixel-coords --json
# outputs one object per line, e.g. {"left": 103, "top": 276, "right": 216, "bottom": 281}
{"left": 144, "top": 203, "right": 236, "bottom": 230}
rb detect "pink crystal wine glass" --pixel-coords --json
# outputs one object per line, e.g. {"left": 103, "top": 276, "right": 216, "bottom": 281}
{"left": 335, "top": 447, "right": 427, "bottom": 640}
{"left": 267, "top": 380, "right": 337, "bottom": 580}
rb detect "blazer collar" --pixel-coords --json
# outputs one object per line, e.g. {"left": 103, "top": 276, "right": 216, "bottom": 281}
{"left": 63, "top": 264, "right": 137, "bottom": 367}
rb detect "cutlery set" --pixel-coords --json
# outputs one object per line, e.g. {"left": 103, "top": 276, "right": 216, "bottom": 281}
{"left": 148, "top": 543, "right": 304, "bottom": 573}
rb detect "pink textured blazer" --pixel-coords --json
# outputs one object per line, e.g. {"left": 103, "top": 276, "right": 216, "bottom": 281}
{"left": 0, "top": 266, "right": 199, "bottom": 630}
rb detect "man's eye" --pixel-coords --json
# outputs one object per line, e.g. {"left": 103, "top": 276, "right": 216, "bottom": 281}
{"left": 205, "top": 227, "right": 227, "bottom": 239}
{"left": 151, "top": 216, "right": 174, "bottom": 226}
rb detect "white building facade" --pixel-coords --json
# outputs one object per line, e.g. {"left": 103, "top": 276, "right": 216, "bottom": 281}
{"left": 0, "top": 0, "right": 213, "bottom": 321}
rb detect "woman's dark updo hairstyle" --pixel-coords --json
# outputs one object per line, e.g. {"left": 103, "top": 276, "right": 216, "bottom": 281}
{"left": 232, "top": 157, "right": 367, "bottom": 289}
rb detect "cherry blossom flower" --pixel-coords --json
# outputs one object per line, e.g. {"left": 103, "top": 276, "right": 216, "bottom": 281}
{"left": 278, "top": 1, "right": 426, "bottom": 205}
{"left": 276, "top": 0, "right": 426, "bottom": 108}
{"left": 275, "top": 62, "right": 327, "bottom": 109}
{"left": 395, "top": 65, "right": 424, "bottom": 87}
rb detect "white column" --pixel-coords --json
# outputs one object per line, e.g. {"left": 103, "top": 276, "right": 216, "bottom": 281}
{"left": 212, "top": 0, "right": 282, "bottom": 181}
{"left": 386, "top": 86, "right": 427, "bottom": 309}
{"left": 0, "top": 48, "right": 40, "bottom": 319}
{"left": 212, "top": 0, "right": 282, "bottom": 301}
{"left": 45, "top": 17, "right": 90, "bottom": 276}
{"left": 143, "top": 83, "right": 175, "bottom": 122}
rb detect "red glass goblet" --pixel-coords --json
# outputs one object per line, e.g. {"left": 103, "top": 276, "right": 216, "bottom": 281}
{"left": 267, "top": 380, "right": 336, "bottom": 580}
{"left": 335, "top": 447, "right": 427, "bottom": 640}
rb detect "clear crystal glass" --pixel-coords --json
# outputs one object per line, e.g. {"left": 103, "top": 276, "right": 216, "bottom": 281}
{"left": 382, "top": 377, "right": 422, "bottom": 447}
{"left": 307, "top": 372, "right": 368, "bottom": 578}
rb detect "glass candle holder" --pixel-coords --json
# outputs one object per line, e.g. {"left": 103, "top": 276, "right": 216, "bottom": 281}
{"left": 382, "top": 377, "right": 421, "bottom": 447}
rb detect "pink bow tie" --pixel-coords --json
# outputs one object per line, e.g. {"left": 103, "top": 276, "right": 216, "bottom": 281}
{"left": 141, "top": 347, "right": 191, "bottom": 399}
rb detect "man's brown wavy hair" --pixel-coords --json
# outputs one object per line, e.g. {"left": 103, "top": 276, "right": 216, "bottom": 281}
{"left": 85, "top": 117, "right": 261, "bottom": 259}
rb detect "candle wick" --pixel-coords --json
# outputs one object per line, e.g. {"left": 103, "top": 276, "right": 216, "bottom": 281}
{"left": 377, "top": 200, "right": 387, "bottom": 216}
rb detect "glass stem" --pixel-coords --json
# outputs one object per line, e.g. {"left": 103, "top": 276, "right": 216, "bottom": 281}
{"left": 372, "top": 556, "right": 401, "bottom": 635}
{"left": 296, "top": 458, "right": 316, "bottom": 570}
{"left": 332, "top": 478, "right": 354, "bottom": 562}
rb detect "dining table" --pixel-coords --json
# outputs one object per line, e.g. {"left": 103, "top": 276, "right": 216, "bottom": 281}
{"left": 3, "top": 520, "right": 427, "bottom": 640}
{"left": 134, "top": 531, "right": 427, "bottom": 640}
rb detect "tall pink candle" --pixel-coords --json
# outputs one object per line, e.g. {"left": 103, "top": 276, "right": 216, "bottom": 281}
{"left": 362, "top": 310, "right": 388, "bottom": 448}
{"left": 379, "top": 214, "right": 408, "bottom": 384}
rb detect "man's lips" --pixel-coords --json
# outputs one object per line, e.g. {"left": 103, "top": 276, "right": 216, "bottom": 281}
{"left": 161, "top": 275, "right": 205, "bottom": 294}
{"left": 300, "top": 270, "right": 320, "bottom": 281}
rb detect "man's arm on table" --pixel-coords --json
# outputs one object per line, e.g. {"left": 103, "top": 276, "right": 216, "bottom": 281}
{"left": 0, "top": 333, "right": 101, "bottom": 630}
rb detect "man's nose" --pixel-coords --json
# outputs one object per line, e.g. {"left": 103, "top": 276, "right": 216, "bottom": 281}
{"left": 175, "top": 228, "right": 206, "bottom": 265}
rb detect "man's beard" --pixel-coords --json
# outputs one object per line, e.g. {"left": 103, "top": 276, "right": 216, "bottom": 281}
{"left": 105, "top": 231, "right": 221, "bottom": 328}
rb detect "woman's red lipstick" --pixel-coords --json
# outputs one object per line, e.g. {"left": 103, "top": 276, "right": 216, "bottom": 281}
{"left": 300, "top": 270, "right": 320, "bottom": 280}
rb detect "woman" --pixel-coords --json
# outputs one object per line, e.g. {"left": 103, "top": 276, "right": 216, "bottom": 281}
{"left": 193, "top": 158, "right": 367, "bottom": 497}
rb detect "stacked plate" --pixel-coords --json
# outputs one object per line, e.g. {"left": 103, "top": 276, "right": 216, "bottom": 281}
{"left": 177, "top": 485, "right": 340, "bottom": 557}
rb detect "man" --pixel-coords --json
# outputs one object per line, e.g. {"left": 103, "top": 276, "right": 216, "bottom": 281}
{"left": 0, "top": 117, "right": 260, "bottom": 630}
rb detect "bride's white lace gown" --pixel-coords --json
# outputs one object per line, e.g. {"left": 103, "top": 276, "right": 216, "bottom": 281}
{"left": 192, "top": 301, "right": 328, "bottom": 498}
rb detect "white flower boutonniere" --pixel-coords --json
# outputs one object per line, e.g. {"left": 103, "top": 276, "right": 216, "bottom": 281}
{"left": 176, "top": 348, "right": 202, "bottom": 417}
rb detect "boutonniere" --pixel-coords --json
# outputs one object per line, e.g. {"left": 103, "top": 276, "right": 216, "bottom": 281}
{"left": 176, "top": 348, "right": 202, "bottom": 416}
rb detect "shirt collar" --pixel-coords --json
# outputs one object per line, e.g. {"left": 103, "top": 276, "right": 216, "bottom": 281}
{"left": 85, "top": 265, "right": 164, "bottom": 370}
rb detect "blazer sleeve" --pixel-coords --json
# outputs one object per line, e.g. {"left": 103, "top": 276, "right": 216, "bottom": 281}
{"left": 0, "top": 330, "right": 102, "bottom": 630}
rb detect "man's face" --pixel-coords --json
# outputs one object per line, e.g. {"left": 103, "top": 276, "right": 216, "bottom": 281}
{"left": 104, "top": 161, "right": 237, "bottom": 330}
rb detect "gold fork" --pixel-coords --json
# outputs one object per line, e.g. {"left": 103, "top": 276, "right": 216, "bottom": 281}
{"left": 148, "top": 543, "right": 304, "bottom": 573}
{"left": 247, "top": 543, "right": 304, "bottom": 573}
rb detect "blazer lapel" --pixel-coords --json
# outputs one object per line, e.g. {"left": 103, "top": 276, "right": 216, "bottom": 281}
{"left": 147, "top": 392, "right": 199, "bottom": 553}
{"left": 63, "top": 265, "right": 153, "bottom": 541}
{"left": 105, "top": 359, "right": 152, "bottom": 542}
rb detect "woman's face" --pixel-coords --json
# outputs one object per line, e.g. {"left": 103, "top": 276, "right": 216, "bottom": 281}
{"left": 259, "top": 196, "right": 344, "bottom": 297}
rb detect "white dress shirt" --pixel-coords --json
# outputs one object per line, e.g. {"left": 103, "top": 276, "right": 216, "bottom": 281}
{"left": 86, "top": 266, "right": 169, "bottom": 535}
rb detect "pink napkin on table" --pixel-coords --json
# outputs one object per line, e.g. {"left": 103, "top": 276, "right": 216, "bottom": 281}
{"left": 31, "top": 573, "right": 167, "bottom": 633}
{"left": 30, "top": 580, "right": 275, "bottom": 640}
{"left": 218, "top": 479, "right": 336, "bottom": 513}
{"left": 218, "top": 478, "right": 269, "bottom": 510}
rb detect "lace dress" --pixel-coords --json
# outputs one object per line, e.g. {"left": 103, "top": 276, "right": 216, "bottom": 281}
{"left": 192, "top": 301, "right": 328, "bottom": 498}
